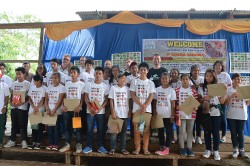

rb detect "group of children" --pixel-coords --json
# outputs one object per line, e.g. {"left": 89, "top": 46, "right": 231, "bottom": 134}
{"left": 0, "top": 58, "right": 249, "bottom": 161}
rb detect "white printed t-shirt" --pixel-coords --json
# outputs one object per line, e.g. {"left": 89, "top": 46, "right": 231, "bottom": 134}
{"left": 0, "top": 82, "right": 10, "bottom": 114}
{"left": 0, "top": 75, "right": 12, "bottom": 88}
{"left": 170, "top": 81, "right": 182, "bottom": 89}
{"left": 46, "top": 84, "right": 65, "bottom": 115}
{"left": 190, "top": 76, "right": 204, "bottom": 86}
{"left": 130, "top": 78, "right": 156, "bottom": 113}
{"left": 216, "top": 72, "right": 232, "bottom": 86}
{"left": 154, "top": 86, "right": 176, "bottom": 118}
{"left": 80, "top": 71, "right": 95, "bottom": 83}
{"left": 84, "top": 82, "right": 109, "bottom": 114}
{"left": 11, "top": 80, "right": 31, "bottom": 110}
{"left": 108, "top": 85, "right": 131, "bottom": 118}
{"left": 126, "top": 74, "right": 139, "bottom": 87}
{"left": 198, "top": 86, "right": 221, "bottom": 116}
{"left": 28, "top": 85, "right": 47, "bottom": 114}
{"left": 45, "top": 71, "right": 66, "bottom": 86}
{"left": 65, "top": 81, "right": 85, "bottom": 99}
{"left": 226, "top": 86, "right": 248, "bottom": 120}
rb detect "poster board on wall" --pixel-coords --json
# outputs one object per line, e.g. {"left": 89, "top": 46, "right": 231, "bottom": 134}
{"left": 111, "top": 52, "right": 141, "bottom": 71}
{"left": 230, "top": 53, "right": 250, "bottom": 73}
{"left": 74, "top": 60, "right": 102, "bottom": 68}
{"left": 143, "top": 39, "right": 228, "bottom": 73}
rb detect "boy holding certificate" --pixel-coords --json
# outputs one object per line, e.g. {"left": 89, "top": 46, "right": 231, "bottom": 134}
{"left": 108, "top": 72, "right": 131, "bottom": 155}
{"left": 60, "top": 66, "right": 85, "bottom": 153}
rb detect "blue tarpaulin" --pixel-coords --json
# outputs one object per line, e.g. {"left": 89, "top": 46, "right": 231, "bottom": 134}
{"left": 42, "top": 23, "right": 250, "bottom": 136}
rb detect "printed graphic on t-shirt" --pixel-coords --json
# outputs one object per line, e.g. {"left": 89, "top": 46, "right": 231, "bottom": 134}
{"left": 30, "top": 90, "right": 42, "bottom": 106}
{"left": 90, "top": 87, "right": 104, "bottom": 103}
{"left": 136, "top": 84, "right": 149, "bottom": 100}
{"left": 179, "top": 91, "right": 190, "bottom": 104}
{"left": 231, "top": 96, "right": 244, "bottom": 109}
{"left": 115, "top": 91, "right": 127, "bottom": 107}
{"left": 67, "top": 86, "right": 79, "bottom": 99}
{"left": 48, "top": 90, "right": 59, "bottom": 105}
{"left": 157, "top": 92, "right": 169, "bottom": 107}
{"left": 13, "top": 85, "right": 26, "bottom": 91}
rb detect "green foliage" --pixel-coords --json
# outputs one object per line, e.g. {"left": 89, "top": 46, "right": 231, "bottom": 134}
{"left": 0, "top": 12, "right": 41, "bottom": 79}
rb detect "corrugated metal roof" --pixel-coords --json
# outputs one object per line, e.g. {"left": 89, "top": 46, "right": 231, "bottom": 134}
{"left": 76, "top": 10, "right": 250, "bottom": 20}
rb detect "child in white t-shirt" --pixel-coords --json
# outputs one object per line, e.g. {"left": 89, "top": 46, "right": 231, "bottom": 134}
{"left": 108, "top": 72, "right": 131, "bottom": 155}
{"left": 27, "top": 74, "right": 47, "bottom": 150}
{"left": 175, "top": 74, "right": 198, "bottom": 157}
{"left": 45, "top": 58, "right": 66, "bottom": 86}
{"left": 109, "top": 65, "right": 120, "bottom": 87}
{"left": 0, "top": 70, "right": 10, "bottom": 147}
{"left": 225, "top": 73, "right": 249, "bottom": 159}
{"left": 198, "top": 69, "right": 225, "bottom": 160}
{"left": 126, "top": 62, "right": 139, "bottom": 88}
{"left": 154, "top": 72, "right": 176, "bottom": 155}
{"left": 80, "top": 59, "right": 95, "bottom": 83}
{"left": 130, "top": 62, "right": 156, "bottom": 155}
{"left": 4, "top": 67, "right": 30, "bottom": 149}
{"left": 59, "top": 66, "right": 85, "bottom": 153}
{"left": 45, "top": 72, "right": 65, "bottom": 151}
{"left": 83, "top": 67, "right": 109, "bottom": 154}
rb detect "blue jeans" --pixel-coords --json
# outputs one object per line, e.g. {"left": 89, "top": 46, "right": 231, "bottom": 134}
{"left": 86, "top": 113, "right": 105, "bottom": 148}
{"left": 220, "top": 105, "right": 227, "bottom": 137}
{"left": 110, "top": 118, "right": 128, "bottom": 150}
{"left": 204, "top": 116, "right": 221, "bottom": 151}
{"left": 48, "top": 115, "right": 62, "bottom": 146}
{"left": 158, "top": 118, "right": 173, "bottom": 148}
{"left": 227, "top": 119, "right": 246, "bottom": 149}
{"left": 63, "top": 112, "right": 82, "bottom": 144}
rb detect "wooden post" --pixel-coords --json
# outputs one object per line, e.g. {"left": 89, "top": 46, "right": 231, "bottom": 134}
{"left": 65, "top": 152, "right": 71, "bottom": 165}
{"left": 172, "top": 159, "right": 178, "bottom": 166}
{"left": 75, "top": 155, "right": 81, "bottom": 166}
{"left": 38, "top": 27, "right": 44, "bottom": 64}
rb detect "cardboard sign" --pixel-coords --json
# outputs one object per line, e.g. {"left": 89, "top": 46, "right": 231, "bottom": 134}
{"left": 42, "top": 113, "right": 57, "bottom": 126}
{"left": 29, "top": 111, "right": 43, "bottom": 125}
{"left": 13, "top": 91, "right": 26, "bottom": 103}
{"left": 207, "top": 83, "right": 227, "bottom": 97}
{"left": 108, "top": 115, "right": 124, "bottom": 133}
{"left": 179, "top": 95, "right": 200, "bottom": 115}
{"left": 236, "top": 86, "right": 250, "bottom": 100}
{"left": 151, "top": 115, "right": 164, "bottom": 129}
{"left": 64, "top": 99, "right": 81, "bottom": 111}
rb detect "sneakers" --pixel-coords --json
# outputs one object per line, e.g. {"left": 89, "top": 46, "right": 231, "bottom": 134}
{"left": 52, "top": 145, "right": 59, "bottom": 151}
{"left": 98, "top": 146, "right": 108, "bottom": 154}
{"left": 28, "top": 142, "right": 36, "bottom": 150}
{"left": 171, "top": 138, "right": 175, "bottom": 144}
{"left": 34, "top": 144, "right": 41, "bottom": 150}
{"left": 203, "top": 150, "right": 211, "bottom": 158}
{"left": 155, "top": 146, "right": 166, "bottom": 155}
{"left": 83, "top": 146, "right": 92, "bottom": 154}
{"left": 76, "top": 143, "right": 82, "bottom": 153}
{"left": 214, "top": 151, "right": 221, "bottom": 161}
{"left": 187, "top": 148, "right": 195, "bottom": 157}
{"left": 156, "top": 147, "right": 169, "bottom": 155}
{"left": 180, "top": 148, "right": 187, "bottom": 156}
{"left": 232, "top": 149, "right": 239, "bottom": 158}
{"left": 59, "top": 143, "right": 71, "bottom": 153}
{"left": 21, "top": 140, "right": 28, "bottom": 149}
{"left": 195, "top": 137, "right": 202, "bottom": 144}
{"left": 4, "top": 140, "right": 16, "bottom": 148}
{"left": 192, "top": 138, "right": 196, "bottom": 143}
{"left": 239, "top": 149, "right": 249, "bottom": 159}
{"left": 220, "top": 136, "right": 226, "bottom": 143}
{"left": 46, "top": 145, "right": 53, "bottom": 150}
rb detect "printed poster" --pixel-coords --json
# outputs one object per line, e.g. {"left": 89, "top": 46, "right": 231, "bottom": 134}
{"left": 143, "top": 39, "right": 227, "bottom": 73}
{"left": 74, "top": 60, "right": 102, "bottom": 68}
{"left": 111, "top": 52, "right": 141, "bottom": 71}
{"left": 229, "top": 53, "right": 250, "bottom": 73}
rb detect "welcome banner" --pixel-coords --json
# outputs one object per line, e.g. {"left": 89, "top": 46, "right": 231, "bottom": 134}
{"left": 143, "top": 39, "right": 227, "bottom": 73}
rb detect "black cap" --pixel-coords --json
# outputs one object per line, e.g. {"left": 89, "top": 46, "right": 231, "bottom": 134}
{"left": 118, "top": 72, "right": 126, "bottom": 78}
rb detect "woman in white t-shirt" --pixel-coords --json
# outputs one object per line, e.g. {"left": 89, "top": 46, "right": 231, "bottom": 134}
{"left": 28, "top": 74, "right": 47, "bottom": 150}
{"left": 109, "top": 65, "right": 120, "bottom": 87}
{"left": 213, "top": 60, "right": 232, "bottom": 143}
{"left": 198, "top": 69, "right": 225, "bottom": 161}
{"left": 153, "top": 72, "right": 176, "bottom": 155}
{"left": 45, "top": 72, "right": 65, "bottom": 151}
{"left": 225, "top": 73, "right": 250, "bottom": 159}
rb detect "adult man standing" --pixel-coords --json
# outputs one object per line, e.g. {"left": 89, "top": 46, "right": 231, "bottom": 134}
{"left": 59, "top": 54, "right": 72, "bottom": 76}
{"left": 147, "top": 54, "right": 167, "bottom": 88}
{"left": 22, "top": 61, "right": 34, "bottom": 82}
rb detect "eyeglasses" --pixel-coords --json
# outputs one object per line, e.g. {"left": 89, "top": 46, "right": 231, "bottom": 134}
{"left": 63, "top": 58, "right": 70, "bottom": 61}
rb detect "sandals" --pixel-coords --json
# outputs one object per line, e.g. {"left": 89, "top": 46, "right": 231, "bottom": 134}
{"left": 132, "top": 150, "right": 140, "bottom": 155}
{"left": 121, "top": 149, "right": 129, "bottom": 155}
{"left": 143, "top": 150, "right": 151, "bottom": 155}
{"left": 109, "top": 149, "right": 115, "bottom": 155}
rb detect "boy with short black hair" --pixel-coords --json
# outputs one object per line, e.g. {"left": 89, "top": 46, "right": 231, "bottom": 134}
{"left": 130, "top": 62, "right": 156, "bottom": 155}
{"left": 45, "top": 58, "right": 66, "bottom": 86}
{"left": 4, "top": 67, "right": 31, "bottom": 149}
{"left": 80, "top": 59, "right": 95, "bottom": 83}
{"left": 83, "top": 66, "right": 109, "bottom": 154}
{"left": 59, "top": 66, "right": 85, "bottom": 153}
